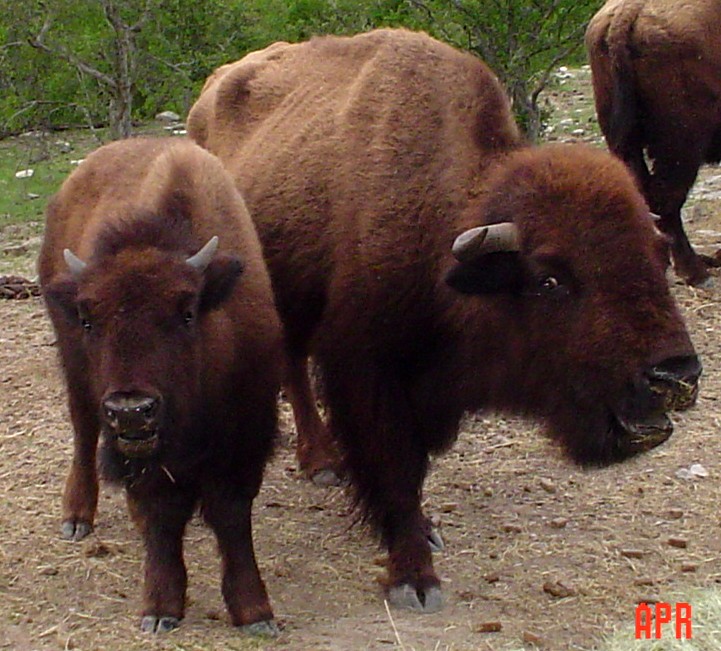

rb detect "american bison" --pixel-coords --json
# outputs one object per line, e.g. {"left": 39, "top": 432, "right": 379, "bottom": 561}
{"left": 585, "top": 0, "right": 721, "bottom": 286}
{"left": 39, "top": 138, "right": 282, "bottom": 634}
{"left": 188, "top": 28, "right": 701, "bottom": 613}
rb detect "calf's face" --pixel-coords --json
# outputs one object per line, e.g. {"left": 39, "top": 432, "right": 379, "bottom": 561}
{"left": 45, "top": 239, "right": 242, "bottom": 460}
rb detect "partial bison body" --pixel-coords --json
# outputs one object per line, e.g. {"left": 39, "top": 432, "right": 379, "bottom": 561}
{"left": 39, "top": 138, "right": 282, "bottom": 634}
{"left": 188, "top": 29, "right": 701, "bottom": 612}
{"left": 585, "top": 0, "right": 721, "bottom": 286}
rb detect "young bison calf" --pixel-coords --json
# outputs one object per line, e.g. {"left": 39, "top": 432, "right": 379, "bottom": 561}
{"left": 39, "top": 137, "right": 283, "bottom": 634}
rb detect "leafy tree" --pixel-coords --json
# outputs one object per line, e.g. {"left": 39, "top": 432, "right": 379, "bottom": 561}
{"left": 406, "top": 0, "right": 598, "bottom": 139}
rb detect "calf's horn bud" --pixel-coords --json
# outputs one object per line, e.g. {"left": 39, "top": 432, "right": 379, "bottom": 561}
{"left": 186, "top": 236, "right": 219, "bottom": 271}
{"left": 63, "top": 248, "right": 87, "bottom": 275}
{"left": 452, "top": 222, "right": 520, "bottom": 262}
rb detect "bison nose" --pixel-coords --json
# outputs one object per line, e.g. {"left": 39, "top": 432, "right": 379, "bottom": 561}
{"left": 645, "top": 355, "right": 702, "bottom": 411}
{"left": 102, "top": 393, "right": 160, "bottom": 437}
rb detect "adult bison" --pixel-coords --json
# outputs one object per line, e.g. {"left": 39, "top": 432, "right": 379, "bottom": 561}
{"left": 188, "top": 28, "right": 701, "bottom": 612}
{"left": 585, "top": 0, "right": 721, "bottom": 286}
{"left": 39, "top": 138, "right": 282, "bottom": 634}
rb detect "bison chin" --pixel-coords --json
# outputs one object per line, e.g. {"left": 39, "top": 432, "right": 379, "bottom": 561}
{"left": 552, "top": 402, "right": 674, "bottom": 466}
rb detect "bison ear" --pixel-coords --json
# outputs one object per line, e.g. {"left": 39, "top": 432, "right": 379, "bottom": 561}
{"left": 199, "top": 253, "right": 244, "bottom": 312}
{"left": 445, "top": 252, "right": 524, "bottom": 295}
{"left": 42, "top": 277, "right": 80, "bottom": 323}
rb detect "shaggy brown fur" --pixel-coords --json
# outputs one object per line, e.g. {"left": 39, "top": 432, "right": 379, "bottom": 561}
{"left": 188, "top": 28, "right": 700, "bottom": 613}
{"left": 585, "top": 0, "right": 721, "bottom": 286}
{"left": 39, "top": 138, "right": 283, "bottom": 634}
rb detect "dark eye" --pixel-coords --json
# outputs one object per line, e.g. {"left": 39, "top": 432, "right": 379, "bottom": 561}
{"left": 183, "top": 310, "right": 195, "bottom": 326}
{"left": 539, "top": 276, "right": 560, "bottom": 292}
{"left": 81, "top": 318, "right": 92, "bottom": 332}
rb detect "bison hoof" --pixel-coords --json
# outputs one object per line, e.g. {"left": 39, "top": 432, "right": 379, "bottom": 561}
{"left": 140, "top": 615, "right": 180, "bottom": 633}
{"left": 311, "top": 468, "right": 343, "bottom": 487}
{"left": 61, "top": 520, "right": 92, "bottom": 541}
{"left": 427, "top": 527, "right": 444, "bottom": 553}
{"left": 388, "top": 584, "right": 443, "bottom": 613}
{"left": 240, "top": 619, "right": 280, "bottom": 637}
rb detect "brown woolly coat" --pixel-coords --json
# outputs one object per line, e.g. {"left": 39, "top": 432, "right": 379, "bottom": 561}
{"left": 585, "top": 0, "right": 721, "bottom": 285}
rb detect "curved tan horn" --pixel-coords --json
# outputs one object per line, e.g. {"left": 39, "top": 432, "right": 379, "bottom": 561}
{"left": 63, "top": 248, "right": 87, "bottom": 275}
{"left": 186, "top": 236, "right": 219, "bottom": 271}
{"left": 451, "top": 223, "right": 520, "bottom": 262}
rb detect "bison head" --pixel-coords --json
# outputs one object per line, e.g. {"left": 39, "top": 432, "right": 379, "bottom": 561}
{"left": 44, "top": 236, "right": 243, "bottom": 465}
{"left": 444, "top": 145, "right": 701, "bottom": 464}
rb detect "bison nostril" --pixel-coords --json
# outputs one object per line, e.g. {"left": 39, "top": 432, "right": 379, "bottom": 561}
{"left": 646, "top": 355, "right": 702, "bottom": 386}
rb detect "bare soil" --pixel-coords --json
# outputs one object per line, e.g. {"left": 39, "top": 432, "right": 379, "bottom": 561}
{"left": 2, "top": 68, "right": 721, "bottom": 651}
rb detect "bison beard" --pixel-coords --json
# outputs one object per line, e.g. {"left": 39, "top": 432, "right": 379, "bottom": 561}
{"left": 187, "top": 28, "right": 701, "bottom": 614}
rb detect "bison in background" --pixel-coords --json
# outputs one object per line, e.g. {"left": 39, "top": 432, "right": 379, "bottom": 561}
{"left": 188, "top": 28, "right": 701, "bottom": 613}
{"left": 585, "top": 0, "right": 721, "bottom": 286}
{"left": 39, "top": 138, "right": 282, "bottom": 634}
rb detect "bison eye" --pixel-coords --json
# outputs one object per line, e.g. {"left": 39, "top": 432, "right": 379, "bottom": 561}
{"left": 183, "top": 310, "right": 195, "bottom": 326}
{"left": 81, "top": 318, "right": 92, "bottom": 332}
{"left": 539, "top": 276, "right": 559, "bottom": 292}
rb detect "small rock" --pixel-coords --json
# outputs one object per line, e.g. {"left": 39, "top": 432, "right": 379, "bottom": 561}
{"left": 156, "top": 110, "right": 180, "bottom": 123}
{"left": 522, "top": 630, "right": 546, "bottom": 647}
{"left": 676, "top": 464, "right": 708, "bottom": 480}
{"left": 681, "top": 563, "right": 697, "bottom": 573}
{"left": 440, "top": 502, "right": 459, "bottom": 513}
{"left": 15, "top": 169, "right": 34, "bottom": 179}
{"left": 668, "top": 537, "right": 688, "bottom": 549}
{"left": 667, "top": 508, "right": 684, "bottom": 520}
{"left": 621, "top": 549, "right": 645, "bottom": 559}
{"left": 543, "top": 580, "right": 575, "bottom": 598}
{"left": 633, "top": 577, "right": 656, "bottom": 586}
{"left": 476, "top": 621, "right": 502, "bottom": 633}
{"left": 539, "top": 478, "right": 556, "bottom": 493}
{"left": 549, "top": 517, "right": 568, "bottom": 529}
{"left": 83, "top": 540, "right": 112, "bottom": 558}
{"left": 484, "top": 571, "right": 500, "bottom": 584}
{"left": 39, "top": 566, "right": 59, "bottom": 576}
{"left": 501, "top": 522, "right": 523, "bottom": 533}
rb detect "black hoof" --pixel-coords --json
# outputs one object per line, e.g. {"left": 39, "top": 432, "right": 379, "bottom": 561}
{"left": 427, "top": 527, "right": 444, "bottom": 553}
{"left": 387, "top": 584, "right": 443, "bottom": 613}
{"left": 240, "top": 619, "right": 280, "bottom": 637}
{"left": 140, "top": 615, "right": 180, "bottom": 633}
{"left": 61, "top": 520, "right": 92, "bottom": 541}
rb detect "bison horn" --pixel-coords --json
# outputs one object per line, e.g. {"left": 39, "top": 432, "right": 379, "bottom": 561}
{"left": 186, "top": 236, "right": 219, "bottom": 271}
{"left": 63, "top": 248, "right": 87, "bottom": 275}
{"left": 452, "top": 222, "right": 520, "bottom": 262}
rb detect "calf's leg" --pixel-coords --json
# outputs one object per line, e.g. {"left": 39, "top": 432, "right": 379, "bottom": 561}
{"left": 202, "top": 485, "right": 277, "bottom": 635}
{"left": 62, "top": 388, "right": 100, "bottom": 541}
{"left": 127, "top": 486, "right": 196, "bottom": 633}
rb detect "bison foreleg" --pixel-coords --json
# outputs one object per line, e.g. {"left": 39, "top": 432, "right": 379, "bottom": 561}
{"left": 127, "top": 486, "right": 195, "bottom": 633}
{"left": 62, "top": 390, "right": 100, "bottom": 541}
{"left": 202, "top": 487, "right": 276, "bottom": 635}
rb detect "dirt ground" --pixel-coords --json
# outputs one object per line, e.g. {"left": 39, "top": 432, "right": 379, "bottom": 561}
{"left": 2, "top": 68, "right": 721, "bottom": 651}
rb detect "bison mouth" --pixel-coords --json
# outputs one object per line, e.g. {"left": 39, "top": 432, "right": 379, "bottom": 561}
{"left": 115, "top": 429, "right": 161, "bottom": 458}
{"left": 610, "top": 409, "right": 673, "bottom": 457}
